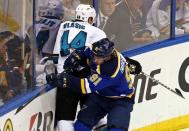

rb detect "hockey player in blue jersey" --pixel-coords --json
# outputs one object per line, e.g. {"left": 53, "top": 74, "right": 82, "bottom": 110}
{"left": 47, "top": 38, "right": 142, "bottom": 131}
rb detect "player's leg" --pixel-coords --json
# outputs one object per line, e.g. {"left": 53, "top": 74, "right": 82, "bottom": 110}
{"left": 55, "top": 87, "right": 80, "bottom": 131}
{"left": 74, "top": 94, "right": 107, "bottom": 131}
{"left": 107, "top": 99, "right": 134, "bottom": 131}
{"left": 79, "top": 93, "right": 89, "bottom": 108}
{"left": 92, "top": 115, "right": 107, "bottom": 131}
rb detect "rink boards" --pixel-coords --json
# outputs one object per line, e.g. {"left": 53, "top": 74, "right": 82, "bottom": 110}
{"left": 0, "top": 40, "right": 189, "bottom": 131}
{"left": 129, "top": 41, "right": 189, "bottom": 130}
{"left": 0, "top": 87, "right": 56, "bottom": 131}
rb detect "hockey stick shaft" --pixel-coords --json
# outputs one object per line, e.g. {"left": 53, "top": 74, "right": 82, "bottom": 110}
{"left": 141, "top": 71, "right": 185, "bottom": 99}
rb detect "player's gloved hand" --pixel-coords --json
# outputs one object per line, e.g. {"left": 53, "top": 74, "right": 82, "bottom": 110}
{"left": 63, "top": 49, "right": 86, "bottom": 71}
{"left": 46, "top": 73, "right": 64, "bottom": 87}
{"left": 125, "top": 57, "right": 142, "bottom": 75}
{"left": 46, "top": 73, "right": 58, "bottom": 87}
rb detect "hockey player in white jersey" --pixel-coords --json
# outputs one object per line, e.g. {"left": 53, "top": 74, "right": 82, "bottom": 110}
{"left": 36, "top": 0, "right": 64, "bottom": 57}
{"left": 52, "top": 4, "right": 106, "bottom": 131}
{"left": 35, "top": 0, "right": 64, "bottom": 83}
{"left": 53, "top": 4, "right": 106, "bottom": 73}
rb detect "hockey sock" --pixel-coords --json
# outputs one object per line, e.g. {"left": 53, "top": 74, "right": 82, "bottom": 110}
{"left": 57, "top": 120, "right": 74, "bottom": 131}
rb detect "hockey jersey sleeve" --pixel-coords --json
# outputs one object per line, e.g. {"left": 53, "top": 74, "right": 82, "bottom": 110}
{"left": 68, "top": 70, "right": 120, "bottom": 94}
{"left": 85, "top": 27, "right": 107, "bottom": 47}
{"left": 68, "top": 51, "right": 122, "bottom": 94}
{"left": 53, "top": 23, "right": 64, "bottom": 54}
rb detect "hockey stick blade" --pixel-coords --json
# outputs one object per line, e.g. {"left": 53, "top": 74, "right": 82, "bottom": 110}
{"left": 175, "top": 88, "right": 185, "bottom": 99}
{"left": 141, "top": 72, "right": 185, "bottom": 99}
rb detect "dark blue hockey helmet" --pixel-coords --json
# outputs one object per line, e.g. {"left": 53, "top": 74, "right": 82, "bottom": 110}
{"left": 92, "top": 38, "right": 115, "bottom": 57}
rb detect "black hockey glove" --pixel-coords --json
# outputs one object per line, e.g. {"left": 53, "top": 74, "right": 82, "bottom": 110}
{"left": 46, "top": 71, "right": 70, "bottom": 88}
{"left": 46, "top": 73, "right": 58, "bottom": 87}
{"left": 63, "top": 49, "right": 87, "bottom": 72}
{"left": 46, "top": 73, "right": 63, "bottom": 88}
{"left": 125, "top": 57, "right": 142, "bottom": 75}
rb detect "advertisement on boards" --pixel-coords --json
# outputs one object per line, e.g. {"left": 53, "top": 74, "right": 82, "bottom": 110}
{"left": 129, "top": 42, "right": 189, "bottom": 130}
{"left": 0, "top": 88, "right": 56, "bottom": 131}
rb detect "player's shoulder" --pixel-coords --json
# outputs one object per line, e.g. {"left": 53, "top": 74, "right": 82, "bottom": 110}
{"left": 98, "top": 59, "right": 117, "bottom": 77}
{"left": 88, "top": 26, "right": 106, "bottom": 36}
{"left": 98, "top": 50, "right": 124, "bottom": 78}
{"left": 89, "top": 25, "right": 104, "bottom": 31}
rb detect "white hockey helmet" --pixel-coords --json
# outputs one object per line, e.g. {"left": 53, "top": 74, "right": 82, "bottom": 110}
{"left": 75, "top": 4, "right": 96, "bottom": 23}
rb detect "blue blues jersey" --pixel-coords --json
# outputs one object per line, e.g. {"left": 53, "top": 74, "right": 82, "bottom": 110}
{"left": 70, "top": 50, "right": 135, "bottom": 98}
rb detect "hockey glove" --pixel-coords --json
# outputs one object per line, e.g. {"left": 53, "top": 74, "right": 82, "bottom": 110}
{"left": 46, "top": 73, "right": 58, "bottom": 87}
{"left": 63, "top": 49, "right": 87, "bottom": 72}
{"left": 125, "top": 57, "right": 142, "bottom": 75}
{"left": 46, "top": 73, "right": 64, "bottom": 88}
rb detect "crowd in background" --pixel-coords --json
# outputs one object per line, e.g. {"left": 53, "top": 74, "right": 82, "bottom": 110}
{"left": 98, "top": 0, "right": 189, "bottom": 51}
{"left": 0, "top": 31, "right": 31, "bottom": 103}
{"left": 35, "top": 0, "right": 189, "bottom": 56}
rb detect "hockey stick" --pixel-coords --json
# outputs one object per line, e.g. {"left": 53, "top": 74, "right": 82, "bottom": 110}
{"left": 141, "top": 71, "right": 185, "bottom": 99}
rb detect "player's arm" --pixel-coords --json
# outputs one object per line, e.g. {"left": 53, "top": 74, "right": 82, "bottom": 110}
{"left": 53, "top": 23, "right": 64, "bottom": 54}
{"left": 46, "top": 56, "right": 120, "bottom": 94}
{"left": 63, "top": 57, "right": 120, "bottom": 94}
{"left": 61, "top": 70, "right": 119, "bottom": 94}
{"left": 63, "top": 47, "right": 90, "bottom": 72}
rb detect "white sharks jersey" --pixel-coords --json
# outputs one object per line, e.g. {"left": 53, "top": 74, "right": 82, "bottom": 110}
{"left": 53, "top": 21, "right": 106, "bottom": 73}
{"left": 35, "top": 16, "right": 62, "bottom": 54}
